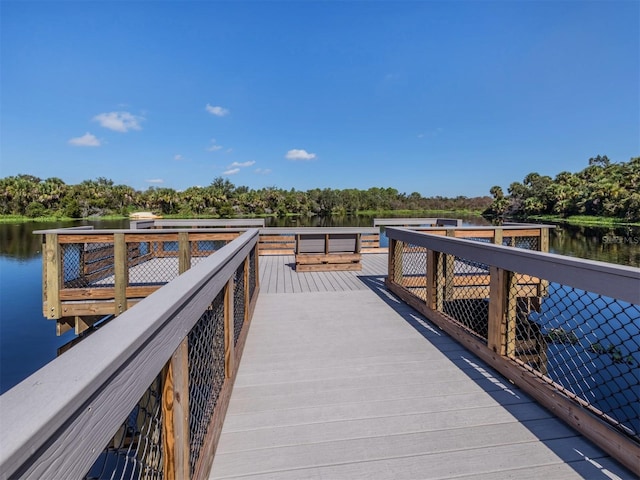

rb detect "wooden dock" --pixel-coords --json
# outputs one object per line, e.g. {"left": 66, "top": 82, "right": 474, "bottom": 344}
{"left": 209, "top": 254, "right": 634, "bottom": 479}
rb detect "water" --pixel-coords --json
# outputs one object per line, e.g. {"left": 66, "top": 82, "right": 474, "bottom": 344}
{"left": 0, "top": 216, "right": 638, "bottom": 394}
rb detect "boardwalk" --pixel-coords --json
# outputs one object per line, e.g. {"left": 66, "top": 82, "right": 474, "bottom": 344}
{"left": 209, "top": 255, "right": 634, "bottom": 479}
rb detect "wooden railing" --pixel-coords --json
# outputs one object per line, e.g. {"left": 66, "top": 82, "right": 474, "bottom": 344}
{"left": 0, "top": 230, "right": 260, "bottom": 480}
{"left": 385, "top": 227, "right": 640, "bottom": 475}
{"left": 37, "top": 228, "right": 246, "bottom": 334}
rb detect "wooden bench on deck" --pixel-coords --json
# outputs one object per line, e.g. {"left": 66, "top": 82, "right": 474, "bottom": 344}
{"left": 295, "top": 232, "right": 362, "bottom": 271}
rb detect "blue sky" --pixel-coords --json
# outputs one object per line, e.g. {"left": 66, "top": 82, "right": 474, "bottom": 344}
{"left": 1, "top": 1, "right": 638, "bottom": 197}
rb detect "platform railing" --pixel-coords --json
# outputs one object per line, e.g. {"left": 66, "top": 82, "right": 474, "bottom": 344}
{"left": 385, "top": 227, "right": 640, "bottom": 475}
{"left": 37, "top": 228, "right": 246, "bottom": 334}
{"left": 0, "top": 229, "right": 260, "bottom": 480}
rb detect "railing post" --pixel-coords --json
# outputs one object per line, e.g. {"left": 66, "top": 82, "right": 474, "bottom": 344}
{"left": 162, "top": 340, "right": 191, "bottom": 480}
{"left": 444, "top": 230, "right": 455, "bottom": 301}
{"left": 114, "top": 233, "right": 128, "bottom": 315}
{"left": 224, "top": 277, "right": 235, "bottom": 378}
{"left": 44, "top": 233, "right": 62, "bottom": 320}
{"left": 540, "top": 227, "right": 549, "bottom": 252}
{"left": 244, "top": 256, "right": 250, "bottom": 324}
{"left": 163, "top": 231, "right": 192, "bottom": 479}
{"left": 426, "top": 250, "right": 438, "bottom": 310}
{"left": 488, "top": 266, "right": 508, "bottom": 355}
{"left": 493, "top": 227, "right": 503, "bottom": 246}
{"left": 389, "top": 239, "right": 403, "bottom": 285}
{"left": 179, "top": 232, "right": 191, "bottom": 274}
{"left": 253, "top": 244, "right": 260, "bottom": 292}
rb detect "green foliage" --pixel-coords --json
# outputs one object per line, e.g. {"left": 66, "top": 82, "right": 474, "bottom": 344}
{"left": 0, "top": 174, "right": 492, "bottom": 219}
{"left": 485, "top": 156, "right": 640, "bottom": 222}
{"left": 545, "top": 327, "right": 579, "bottom": 345}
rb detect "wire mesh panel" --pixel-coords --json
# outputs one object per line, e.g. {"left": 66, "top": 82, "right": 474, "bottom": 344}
{"left": 503, "top": 235, "right": 539, "bottom": 251}
{"left": 233, "top": 263, "right": 246, "bottom": 345}
{"left": 395, "top": 241, "right": 428, "bottom": 301}
{"left": 525, "top": 280, "right": 640, "bottom": 440}
{"left": 85, "top": 375, "right": 164, "bottom": 480}
{"left": 188, "top": 289, "right": 226, "bottom": 476}
{"left": 63, "top": 242, "right": 115, "bottom": 288}
{"left": 440, "top": 254, "right": 491, "bottom": 340}
{"left": 126, "top": 240, "right": 180, "bottom": 286}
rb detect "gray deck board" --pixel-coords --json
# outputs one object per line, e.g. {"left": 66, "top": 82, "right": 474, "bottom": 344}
{"left": 209, "top": 255, "right": 634, "bottom": 480}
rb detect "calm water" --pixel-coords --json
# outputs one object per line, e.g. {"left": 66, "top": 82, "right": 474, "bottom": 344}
{"left": 0, "top": 216, "right": 638, "bottom": 394}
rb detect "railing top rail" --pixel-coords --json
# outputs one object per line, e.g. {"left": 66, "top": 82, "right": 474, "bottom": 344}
{"left": 409, "top": 224, "right": 555, "bottom": 231}
{"left": 0, "top": 229, "right": 260, "bottom": 479}
{"left": 373, "top": 218, "right": 461, "bottom": 226}
{"left": 258, "top": 227, "right": 380, "bottom": 234}
{"left": 386, "top": 227, "right": 639, "bottom": 305}
{"left": 33, "top": 227, "right": 251, "bottom": 235}
{"left": 135, "top": 218, "right": 266, "bottom": 228}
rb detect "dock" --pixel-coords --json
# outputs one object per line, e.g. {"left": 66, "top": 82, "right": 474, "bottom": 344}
{"left": 1, "top": 222, "right": 638, "bottom": 480}
{"left": 210, "top": 255, "right": 633, "bottom": 479}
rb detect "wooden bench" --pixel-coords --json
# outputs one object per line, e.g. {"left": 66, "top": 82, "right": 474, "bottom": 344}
{"left": 295, "top": 233, "right": 362, "bottom": 272}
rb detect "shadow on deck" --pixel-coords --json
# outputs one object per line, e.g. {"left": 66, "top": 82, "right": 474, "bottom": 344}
{"left": 209, "top": 256, "right": 634, "bottom": 479}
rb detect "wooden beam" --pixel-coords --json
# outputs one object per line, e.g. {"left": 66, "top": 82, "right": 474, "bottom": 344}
{"left": 178, "top": 232, "right": 191, "bottom": 275}
{"left": 44, "top": 233, "right": 62, "bottom": 319}
{"left": 487, "top": 266, "right": 507, "bottom": 356}
{"left": 113, "top": 233, "right": 128, "bottom": 316}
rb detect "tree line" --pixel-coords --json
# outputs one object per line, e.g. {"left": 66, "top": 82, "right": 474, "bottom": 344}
{"left": 485, "top": 156, "right": 640, "bottom": 222}
{"left": 0, "top": 175, "right": 492, "bottom": 218}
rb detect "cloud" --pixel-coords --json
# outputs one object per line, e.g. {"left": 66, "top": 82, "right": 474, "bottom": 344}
{"left": 255, "top": 168, "right": 272, "bottom": 175}
{"left": 146, "top": 179, "right": 164, "bottom": 184}
{"left": 68, "top": 132, "right": 101, "bottom": 147}
{"left": 223, "top": 168, "right": 240, "bottom": 175}
{"left": 174, "top": 154, "right": 184, "bottom": 161}
{"left": 207, "top": 139, "right": 223, "bottom": 151}
{"left": 93, "top": 111, "right": 143, "bottom": 132}
{"left": 229, "top": 161, "right": 255, "bottom": 168}
{"left": 285, "top": 149, "right": 316, "bottom": 161}
{"left": 206, "top": 104, "right": 229, "bottom": 117}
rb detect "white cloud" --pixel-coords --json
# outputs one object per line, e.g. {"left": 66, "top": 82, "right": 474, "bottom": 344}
{"left": 93, "top": 111, "right": 143, "bottom": 132}
{"left": 207, "top": 139, "right": 223, "bottom": 151}
{"left": 229, "top": 161, "right": 255, "bottom": 168}
{"left": 206, "top": 104, "right": 229, "bottom": 117}
{"left": 285, "top": 149, "right": 316, "bottom": 161}
{"left": 223, "top": 168, "right": 240, "bottom": 175}
{"left": 255, "top": 168, "right": 272, "bottom": 175}
{"left": 68, "top": 132, "right": 101, "bottom": 147}
{"left": 174, "top": 154, "right": 184, "bottom": 161}
{"left": 146, "top": 179, "right": 164, "bottom": 184}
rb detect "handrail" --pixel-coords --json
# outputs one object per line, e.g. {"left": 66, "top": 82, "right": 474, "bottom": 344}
{"left": 0, "top": 229, "right": 260, "bottom": 479}
{"left": 385, "top": 227, "right": 640, "bottom": 474}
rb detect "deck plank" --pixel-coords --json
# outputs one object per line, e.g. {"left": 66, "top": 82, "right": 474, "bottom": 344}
{"left": 210, "top": 256, "right": 634, "bottom": 480}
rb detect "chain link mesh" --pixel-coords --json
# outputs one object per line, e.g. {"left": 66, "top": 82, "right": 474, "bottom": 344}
{"left": 85, "top": 375, "right": 164, "bottom": 480}
{"left": 524, "top": 280, "right": 640, "bottom": 439}
{"left": 188, "top": 289, "right": 226, "bottom": 476}
{"left": 441, "top": 253, "right": 491, "bottom": 340}
{"left": 233, "top": 263, "right": 246, "bottom": 345}
{"left": 392, "top": 233, "right": 639, "bottom": 442}
{"left": 63, "top": 242, "right": 114, "bottom": 288}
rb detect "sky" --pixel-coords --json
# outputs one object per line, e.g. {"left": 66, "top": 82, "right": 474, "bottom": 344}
{"left": 1, "top": 1, "right": 638, "bottom": 197}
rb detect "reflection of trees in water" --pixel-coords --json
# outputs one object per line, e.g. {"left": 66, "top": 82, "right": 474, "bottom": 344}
{"left": 1, "top": 219, "right": 638, "bottom": 266}
{"left": 550, "top": 225, "right": 640, "bottom": 267}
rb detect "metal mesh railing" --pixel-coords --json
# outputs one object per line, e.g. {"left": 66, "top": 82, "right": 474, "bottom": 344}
{"left": 63, "top": 242, "right": 115, "bottom": 288}
{"left": 233, "top": 263, "right": 246, "bottom": 345}
{"left": 524, "top": 280, "right": 640, "bottom": 438}
{"left": 388, "top": 231, "right": 639, "bottom": 444}
{"left": 503, "top": 235, "right": 539, "bottom": 250}
{"left": 188, "top": 289, "right": 226, "bottom": 476}
{"left": 85, "top": 375, "right": 164, "bottom": 480}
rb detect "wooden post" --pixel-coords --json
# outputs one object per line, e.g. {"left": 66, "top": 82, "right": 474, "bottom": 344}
{"left": 253, "top": 244, "right": 260, "bottom": 292}
{"left": 162, "top": 341, "right": 191, "bottom": 480}
{"left": 436, "top": 250, "right": 445, "bottom": 312}
{"left": 224, "top": 277, "right": 235, "bottom": 378}
{"left": 426, "top": 250, "right": 438, "bottom": 310}
{"left": 493, "top": 227, "right": 503, "bottom": 246}
{"left": 393, "top": 240, "right": 403, "bottom": 286}
{"left": 114, "top": 234, "right": 128, "bottom": 316}
{"left": 488, "top": 266, "right": 508, "bottom": 355}
{"left": 244, "top": 256, "right": 250, "bottom": 325}
{"left": 44, "top": 233, "right": 62, "bottom": 320}
{"left": 540, "top": 227, "right": 549, "bottom": 252}
{"left": 179, "top": 232, "right": 191, "bottom": 275}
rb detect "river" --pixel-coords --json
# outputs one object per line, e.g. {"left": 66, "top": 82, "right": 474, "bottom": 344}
{"left": 1, "top": 216, "right": 638, "bottom": 394}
